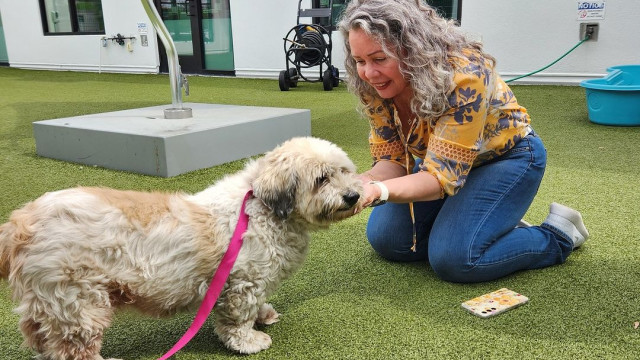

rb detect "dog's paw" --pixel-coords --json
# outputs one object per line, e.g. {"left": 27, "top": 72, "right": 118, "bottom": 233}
{"left": 257, "top": 303, "right": 280, "bottom": 325}
{"left": 217, "top": 322, "right": 273, "bottom": 354}
{"left": 235, "top": 329, "right": 272, "bottom": 354}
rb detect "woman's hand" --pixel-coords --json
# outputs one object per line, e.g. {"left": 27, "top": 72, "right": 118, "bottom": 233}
{"left": 352, "top": 163, "right": 402, "bottom": 214}
{"left": 353, "top": 176, "right": 382, "bottom": 214}
{"left": 353, "top": 166, "right": 444, "bottom": 215}
{"left": 361, "top": 180, "right": 383, "bottom": 208}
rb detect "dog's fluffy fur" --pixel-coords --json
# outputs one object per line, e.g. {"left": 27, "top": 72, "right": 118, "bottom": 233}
{"left": 0, "top": 137, "right": 362, "bottom": 360}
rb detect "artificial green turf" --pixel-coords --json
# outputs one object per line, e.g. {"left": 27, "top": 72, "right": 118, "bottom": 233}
{"left": 1, "top": 67, "right": 639, "bottom": 359}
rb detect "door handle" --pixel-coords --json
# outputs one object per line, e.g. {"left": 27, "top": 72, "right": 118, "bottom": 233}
{"left": 186, "top": 0, "right": 197, "bottom": 16}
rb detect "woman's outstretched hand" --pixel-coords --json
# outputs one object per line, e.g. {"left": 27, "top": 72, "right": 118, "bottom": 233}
{"left": 353, "top": 175, "right": 382, "bottom": 214}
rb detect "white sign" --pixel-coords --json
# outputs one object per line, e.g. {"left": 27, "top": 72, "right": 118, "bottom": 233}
{"left": 577, "top": 1, "right": 605, "bottom": 21}
{"left": 137, "top": 22, "right": 148, "bottom": 34}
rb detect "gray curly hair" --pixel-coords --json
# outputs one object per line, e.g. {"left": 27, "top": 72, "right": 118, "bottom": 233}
{"left": 338, "top": 0, "right": 495, "bottom": 119}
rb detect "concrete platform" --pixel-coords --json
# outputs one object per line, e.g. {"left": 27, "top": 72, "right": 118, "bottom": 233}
{"left": 33, "top": 102, "right": 311, "bottom": 177}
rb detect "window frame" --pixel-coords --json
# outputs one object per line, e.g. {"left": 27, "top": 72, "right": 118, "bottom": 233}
{"left": 39, "top": 0, "right": 105, "bottom": 36}
{"left": 310, "top": 0, "right": 462, "bottom": 29}
{"left": 429, "top": 0, "right": 462, "bottom": 22}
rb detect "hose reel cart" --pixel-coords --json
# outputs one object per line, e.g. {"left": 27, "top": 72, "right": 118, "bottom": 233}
{"left": 279, "top": 0, "right": 340, "bottom": 91}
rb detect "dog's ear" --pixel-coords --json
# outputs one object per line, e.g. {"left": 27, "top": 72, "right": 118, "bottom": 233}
{"left": 252, "top": 157, "right": 298, "bottom": 220}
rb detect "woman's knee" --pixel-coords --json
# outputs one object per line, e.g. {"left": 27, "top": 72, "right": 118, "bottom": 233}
{"left": 367, "top": 225, "right": 405, "bottom": 261}
{"left": 428, "top": 241, "right": 475, "bottom": 283}
{"left": 366, "top": 221, "right": 425, "bottom": 262}
{"left": 430, "top": 262, "right": 474, "bottom": 283}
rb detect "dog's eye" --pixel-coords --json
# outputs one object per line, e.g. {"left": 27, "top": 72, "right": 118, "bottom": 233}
{"left": 316, "top": 175, "right": 329, "bottom": 187}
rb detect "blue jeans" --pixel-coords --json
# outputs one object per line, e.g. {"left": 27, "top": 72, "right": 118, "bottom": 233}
{"left": 366, "top": 132, "right": 574, "bottom": 283}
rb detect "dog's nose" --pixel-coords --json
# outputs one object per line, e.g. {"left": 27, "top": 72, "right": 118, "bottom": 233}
{"left": 343, "top": 191, "right": 360, "bottom": 207}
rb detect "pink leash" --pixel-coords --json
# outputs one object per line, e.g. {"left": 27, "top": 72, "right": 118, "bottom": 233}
{"left": 157, "top": 190, "right": 252, "bottom": 360}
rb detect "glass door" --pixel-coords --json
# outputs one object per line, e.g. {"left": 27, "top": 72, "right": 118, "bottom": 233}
{"left": 158, "top": 0, "right": 203, "bottom": 73}
{"left": 201, "top": 0, "right": 234, "bottom": 72}
{"left": 157, "top": 0, "right": 233, "bottom": 74}
{"left": 0, "top": 10, "right": 8, "bottom": 64}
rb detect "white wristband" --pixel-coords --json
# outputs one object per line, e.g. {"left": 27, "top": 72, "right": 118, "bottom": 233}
{"left": 369, "top": 181, "right": 389, "bottom": 202}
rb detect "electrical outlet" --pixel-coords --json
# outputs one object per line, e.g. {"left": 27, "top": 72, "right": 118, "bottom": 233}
{"left": 579, "top": 23, "right": 599, "bottom": 41}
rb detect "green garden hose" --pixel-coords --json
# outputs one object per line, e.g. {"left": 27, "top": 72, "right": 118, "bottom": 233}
{"left": 505, "top": 35, "right": 591, "bottom": 83}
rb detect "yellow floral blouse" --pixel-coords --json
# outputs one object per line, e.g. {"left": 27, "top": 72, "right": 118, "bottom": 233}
{"left": 366, "top": 50, "right": 532, "bottom": 198}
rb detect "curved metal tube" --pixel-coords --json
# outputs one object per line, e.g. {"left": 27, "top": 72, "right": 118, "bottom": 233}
{"left": 141, "top": 0, "right": 192, "bottom": 118}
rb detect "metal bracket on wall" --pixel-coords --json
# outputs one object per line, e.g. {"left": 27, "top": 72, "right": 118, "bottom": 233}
{"left": 104, "top": 33, "right": 136, "bottom": 46}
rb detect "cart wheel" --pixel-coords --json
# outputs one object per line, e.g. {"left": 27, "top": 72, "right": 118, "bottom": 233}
{"left": 279, "top": 70, "right": 290, "bottom": 91}
{"left": 331, "top": 66, "right": 340, "bottom": 87}
{"left": 323, "top": 69, "right": 334, "bottom": 91}
{"left": 288, "top": 68, "right": 298, "bottom": 88}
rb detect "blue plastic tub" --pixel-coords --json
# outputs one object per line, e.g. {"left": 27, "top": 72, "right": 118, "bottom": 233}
{"left": 580, "top": 65, "right": 640, "bottom": 126}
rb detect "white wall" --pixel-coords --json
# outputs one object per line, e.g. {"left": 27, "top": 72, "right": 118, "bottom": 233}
{"left": 231, "top": 0, "right": 298, "bottom": 78}
{"left": 1, "top": 0, "right": 636, "bottom": 84}
{"left": 232, "top": 0, "right": 640, "bottom": 84}
{"left": 0, "top": 0, "right": 346, "bottom": 77}
{"left": 459, "top": 0, "right": 640, "bottom": 84}
{"left": 230, "top": 0, "right": 347, "bottom": 79}
{"left": 0, "top": 0, "right": 159, "bottom": 73}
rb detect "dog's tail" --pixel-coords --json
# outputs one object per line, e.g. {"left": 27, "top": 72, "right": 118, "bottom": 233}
{"left": 0, "top": 205, "right": 34, "bottom": 279}
{"left": 0, "top": 221, "right": 14, "bottom": 279}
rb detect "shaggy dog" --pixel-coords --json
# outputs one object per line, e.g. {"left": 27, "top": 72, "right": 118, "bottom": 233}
{"left": 0, "top": 137, "right": 362, "bottom": 360}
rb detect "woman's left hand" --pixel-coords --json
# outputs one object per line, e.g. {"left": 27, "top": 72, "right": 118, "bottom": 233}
{"left": 353, "top": 178, "right": 382, "bottom": 214}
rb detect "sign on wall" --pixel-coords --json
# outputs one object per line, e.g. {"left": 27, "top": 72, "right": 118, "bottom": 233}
{"left": 577, "top": 1, "right": 605, "bottom": 21}
{"left": 137, "top": 22, "right": 148, "bottom": 34}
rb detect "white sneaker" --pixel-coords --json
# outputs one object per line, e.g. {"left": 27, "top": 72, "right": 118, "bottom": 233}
{"left": 542, "top": 202, "right": 589, "bottom": 249}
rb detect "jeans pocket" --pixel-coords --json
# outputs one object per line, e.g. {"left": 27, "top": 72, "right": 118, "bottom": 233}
{"left": 502, "top": 137, "right": 531, "bottom": 157}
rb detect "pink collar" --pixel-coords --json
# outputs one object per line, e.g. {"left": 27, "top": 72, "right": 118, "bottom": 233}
{"left": 157, "top": 190, "right": 252, "bottom": 360}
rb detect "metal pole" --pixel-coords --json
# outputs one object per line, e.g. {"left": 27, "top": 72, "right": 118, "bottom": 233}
{"left": 141, "top": 0, "right": 192, "bottom": 119}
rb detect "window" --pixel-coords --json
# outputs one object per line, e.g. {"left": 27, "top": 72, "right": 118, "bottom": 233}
{"left": 312, "top": 0, "right": 348, "bottom": 30}
{"left": 311, "top": 0, "right": 461, "bottom": 29}
{"left": 0, "top": 10, "right": 8, "bottom": 64}
{"left": 428, "top": 0, "right": 461, "bottom": 21}
{"left": 40, "top": 0, "right": 105, "bottom": 35}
